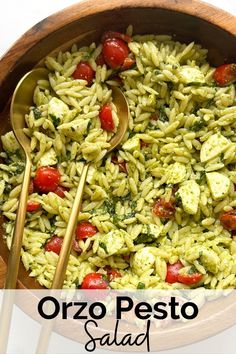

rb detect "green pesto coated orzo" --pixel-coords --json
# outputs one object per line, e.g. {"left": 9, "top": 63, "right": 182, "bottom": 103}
{"left": 1, "top": 27, "right": 236, "bottom": 290}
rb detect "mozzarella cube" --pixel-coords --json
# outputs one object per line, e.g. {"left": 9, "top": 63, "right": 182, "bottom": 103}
{"left": 178, "top": 180, "right": 200, "bottom": 214}
{"left": 200, "top": 133, "right": 230, "bottom": 163}
{"left": 39, "top": 148, "right": 57, "bottom": 166}
{"left": 132, "top": 247, "right": 156, "bottom": 276}
{"left": 122, "top": 136, "right": 140, "bottom": 152}
{"left": 48, "top": 97, "right": 69, "bottom": 123}
{"left": 177, "top": 66, "right": 205, "bottom": 84}
{"left": 206, "top": 172, "right": 230, "bottom": 200}
{"left": 98, "top": 229, "right": 125, "bottom": 257}
{"left": 166, "top": 162, "right": 186, "bottom": 184}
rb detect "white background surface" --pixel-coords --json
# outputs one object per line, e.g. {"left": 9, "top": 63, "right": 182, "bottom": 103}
{"left": 1, "top": 0, "right": 236, "bottom": 353}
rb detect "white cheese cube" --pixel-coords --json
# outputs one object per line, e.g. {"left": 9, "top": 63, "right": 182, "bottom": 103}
{"left": 122, "top": 136, "right": 140, "bottom": 152}
{"left": 38, "top": 148, "right": 57, "bottom": 167}
{"left": 166, "top": 162, "right": 186, "bottom": 184}
{"left": 132, "top": 247, "right": 156, "bottom": 276}
{"left": 178, "top": 180, "right": 200, "bottom": 215}
{"left": 98, "top": 229, "right": 125, "bottom": 257}
{"left": 177, "top": 66, "right": 205, "bottom": 84}
{"left": 200, "top": 133, "right": 230, "bottom": 163}
{"left": 1, "top": 131, "right": 20, "bottom": 153}
{"left": 142, "top": 224, "right": 163, "bottom": 238}
{"left": 206, "top": 172, "right": 230, "bottom": 200}
{"left": 48, "top": 97, "right": 69, "bottom": 123}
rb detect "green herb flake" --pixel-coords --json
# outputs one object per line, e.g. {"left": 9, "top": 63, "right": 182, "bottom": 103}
{"left": 104, "top": 200, "right": 115, "bottom": 215}
{"left": 134, "top": 233, "right": 156, "bottom": 245}
{"left": 137, "top": 282, "right": 145, "bottom": 289}
{"left": 99, "top": 242, "right": 108, "bottom": 254}
{"left": 33, "top": 107, "right": 42, "bottom": 120}
{"left": 196, "top": 171, "right": 206, "bottom": 185}
{"left": 175, "top": 193, "right": 182, "bottom": 207}
{"left": 190, "top": 119, "right": 205, "bottom": 132}
{"left": 49, "top": 114, "right": 61, "bottom": 128}
{"left": 188, "top": 266, "right": 198, "bottom": 275}
{"left": 159, "top": 106, "right": 168, "bottom": 123}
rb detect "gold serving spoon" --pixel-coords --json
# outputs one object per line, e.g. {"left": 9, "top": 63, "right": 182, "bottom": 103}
{"left": 0, "top": 67, "right": 129, "bottom": 353}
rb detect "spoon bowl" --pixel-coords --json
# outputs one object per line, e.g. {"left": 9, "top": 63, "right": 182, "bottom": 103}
{"left": 10, "top": 68, "right": 49, "bottom": 157}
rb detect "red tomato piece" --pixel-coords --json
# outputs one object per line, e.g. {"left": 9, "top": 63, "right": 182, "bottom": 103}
{"left": 106, "top": 267, "right": 121, "bottom": 281}
{"left": 76, "top": 221, "right": 98, "bottom": 240}
{"left": 220, "top": 211, "right": 236, "bottom": 231}
{"left": 121, "top": 57, "right": 135, "bottom": 70}
{"left": 34, "top": 166, "right": 60, "bottom": 193}
{"left": 81, "top": 273, "right": 109, "bottom": 289}
{"left": 140, "top": 140, "right": 149, "bottom": 148}
{"left": 213, "top": 63, "right": 236, "bottom": 86}
{"left": 177, "top": 273, "right": 203, "bottom": 285}
{"left": 102, "top": 38, "right": 129, "bottom": 69}
{"left": 72, "top": 240, "right": 82, "bottom": 254}
{"left": 45, "top": 236, "right": 63, "bottom": 255}
{"left": 153, "top": 198, "right": 176, "bottom": 219}
{"left": 72, "top": 61, "right": 95, "bottom": 85}
{"left": 53, "top": 185, "right": 68, "bottom": 198}
{"left": 99, "top": 104, "right": 115, "bottom": 131}
{"left": 150, "top": 112, "right": 159, "bottom": 121}
{"left": 111, "top": 156, "right": 127, "bottom": 173}
{"left": 95, "top": 53, "right": 106, "bottom": 66}
{"left": 110, "top": 75, "right": 123, "bottom": 86}
{"left": 101, "top": 31, "right": 132, "bottom": 43}
{"left": 165, "top": 261, "right": 183, "bottom": 284}
{"left": 27, "top": 201, "right": 41, "bottom": 212}
{"left": 28, "top": 179, "right": 34, "bottom": 194}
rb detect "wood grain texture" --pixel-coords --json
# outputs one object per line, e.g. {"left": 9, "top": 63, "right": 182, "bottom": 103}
{"left": 0, "top": 0, "right": 236, "bottom": 349}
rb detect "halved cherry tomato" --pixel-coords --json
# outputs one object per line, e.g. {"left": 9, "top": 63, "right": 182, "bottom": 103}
{"left": 110, "top": 75, "right": 123, "bottom": 86}
{"left": 81, "top": 273, "right": 109, "bottom": 289}
{"left": 121, "top": 57, "right": 135, "bottom": 70}
{"left": 140, "top": 140, "right": 149, "bottom": 148}
{"left": 34, "top": 166, "right": 60, "bottom": 193}
{"left": 45, "top": 236, "right": 63, "bottom": 255}
{"left": 76, "top": 221, "right": 98, "bottom": 240}
{"left": 72, "top": 61, "right": 95, "bottom": 85}
{"left": 28, "top": 179, "right": 34, "bottom": 194}
{"left": 111, "top": 156, "right": 127, "bottom": 173}
{"left": 72, "top": 240, "right": 82, "bottom": 254}
{"left": 27, "top": 201, "right": 41, "bottom": 212}
{"left": 102, "top": 38, "right": 129, "bottom": 69}
{"left": 99, "top": 103, "right": 115, "bottom": 131}
{"left": 165, "top": 261, "right": 183, "bottom": 284}
{"left": 53, "top": 186, "right": 68, "bottom": 198}
{"left": 95, "top": 53, "right": 105, "bottom": 66}
{"left": 213, "top": 63, "right": 236, "bottom": 86}
{"left": 153, "top": 198, "right": 176, "bottom": 219}
{"left": 106, "top": 267, "right": 121, "bottom": 281}
{"left": 177, "top": 273, "right": 203, "bottom": 285}
{"left": 220, "top": 211, "right": 236, "bottom": 231}
{"left": 101, "top": 31, "right": 132, "bottom": 44}
{"left": 150, "top": 112, "right": 159, "bottom": 121}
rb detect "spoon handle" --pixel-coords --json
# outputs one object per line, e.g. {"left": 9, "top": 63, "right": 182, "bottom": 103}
{"left": 5, "top": 155, "right": 31, "bottom": 289}
{"left": 0, "top": 155, "right": 31, "bottom": 353}
{"left": 52, "top": 162, "right": 89, "bottom": 288}
{"left": 35, "top": 163, "right": 89, "bottom": 354}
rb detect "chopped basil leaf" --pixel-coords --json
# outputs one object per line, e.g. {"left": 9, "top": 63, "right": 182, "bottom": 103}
{"left": 99, "top": 242, "right": 108, "bottom": 254}
{"left": 49, "top": 114, "right": 61, "bottom": 127}
{"left": 33, "top": 107, "right": 42, "bottom": 120}
{"left": 137, "top": 282, "right": 145, "bottom": 289}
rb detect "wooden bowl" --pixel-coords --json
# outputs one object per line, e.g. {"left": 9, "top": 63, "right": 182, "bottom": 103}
{"left": 1, "top": 0, "right": 236, "bottom": 349}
